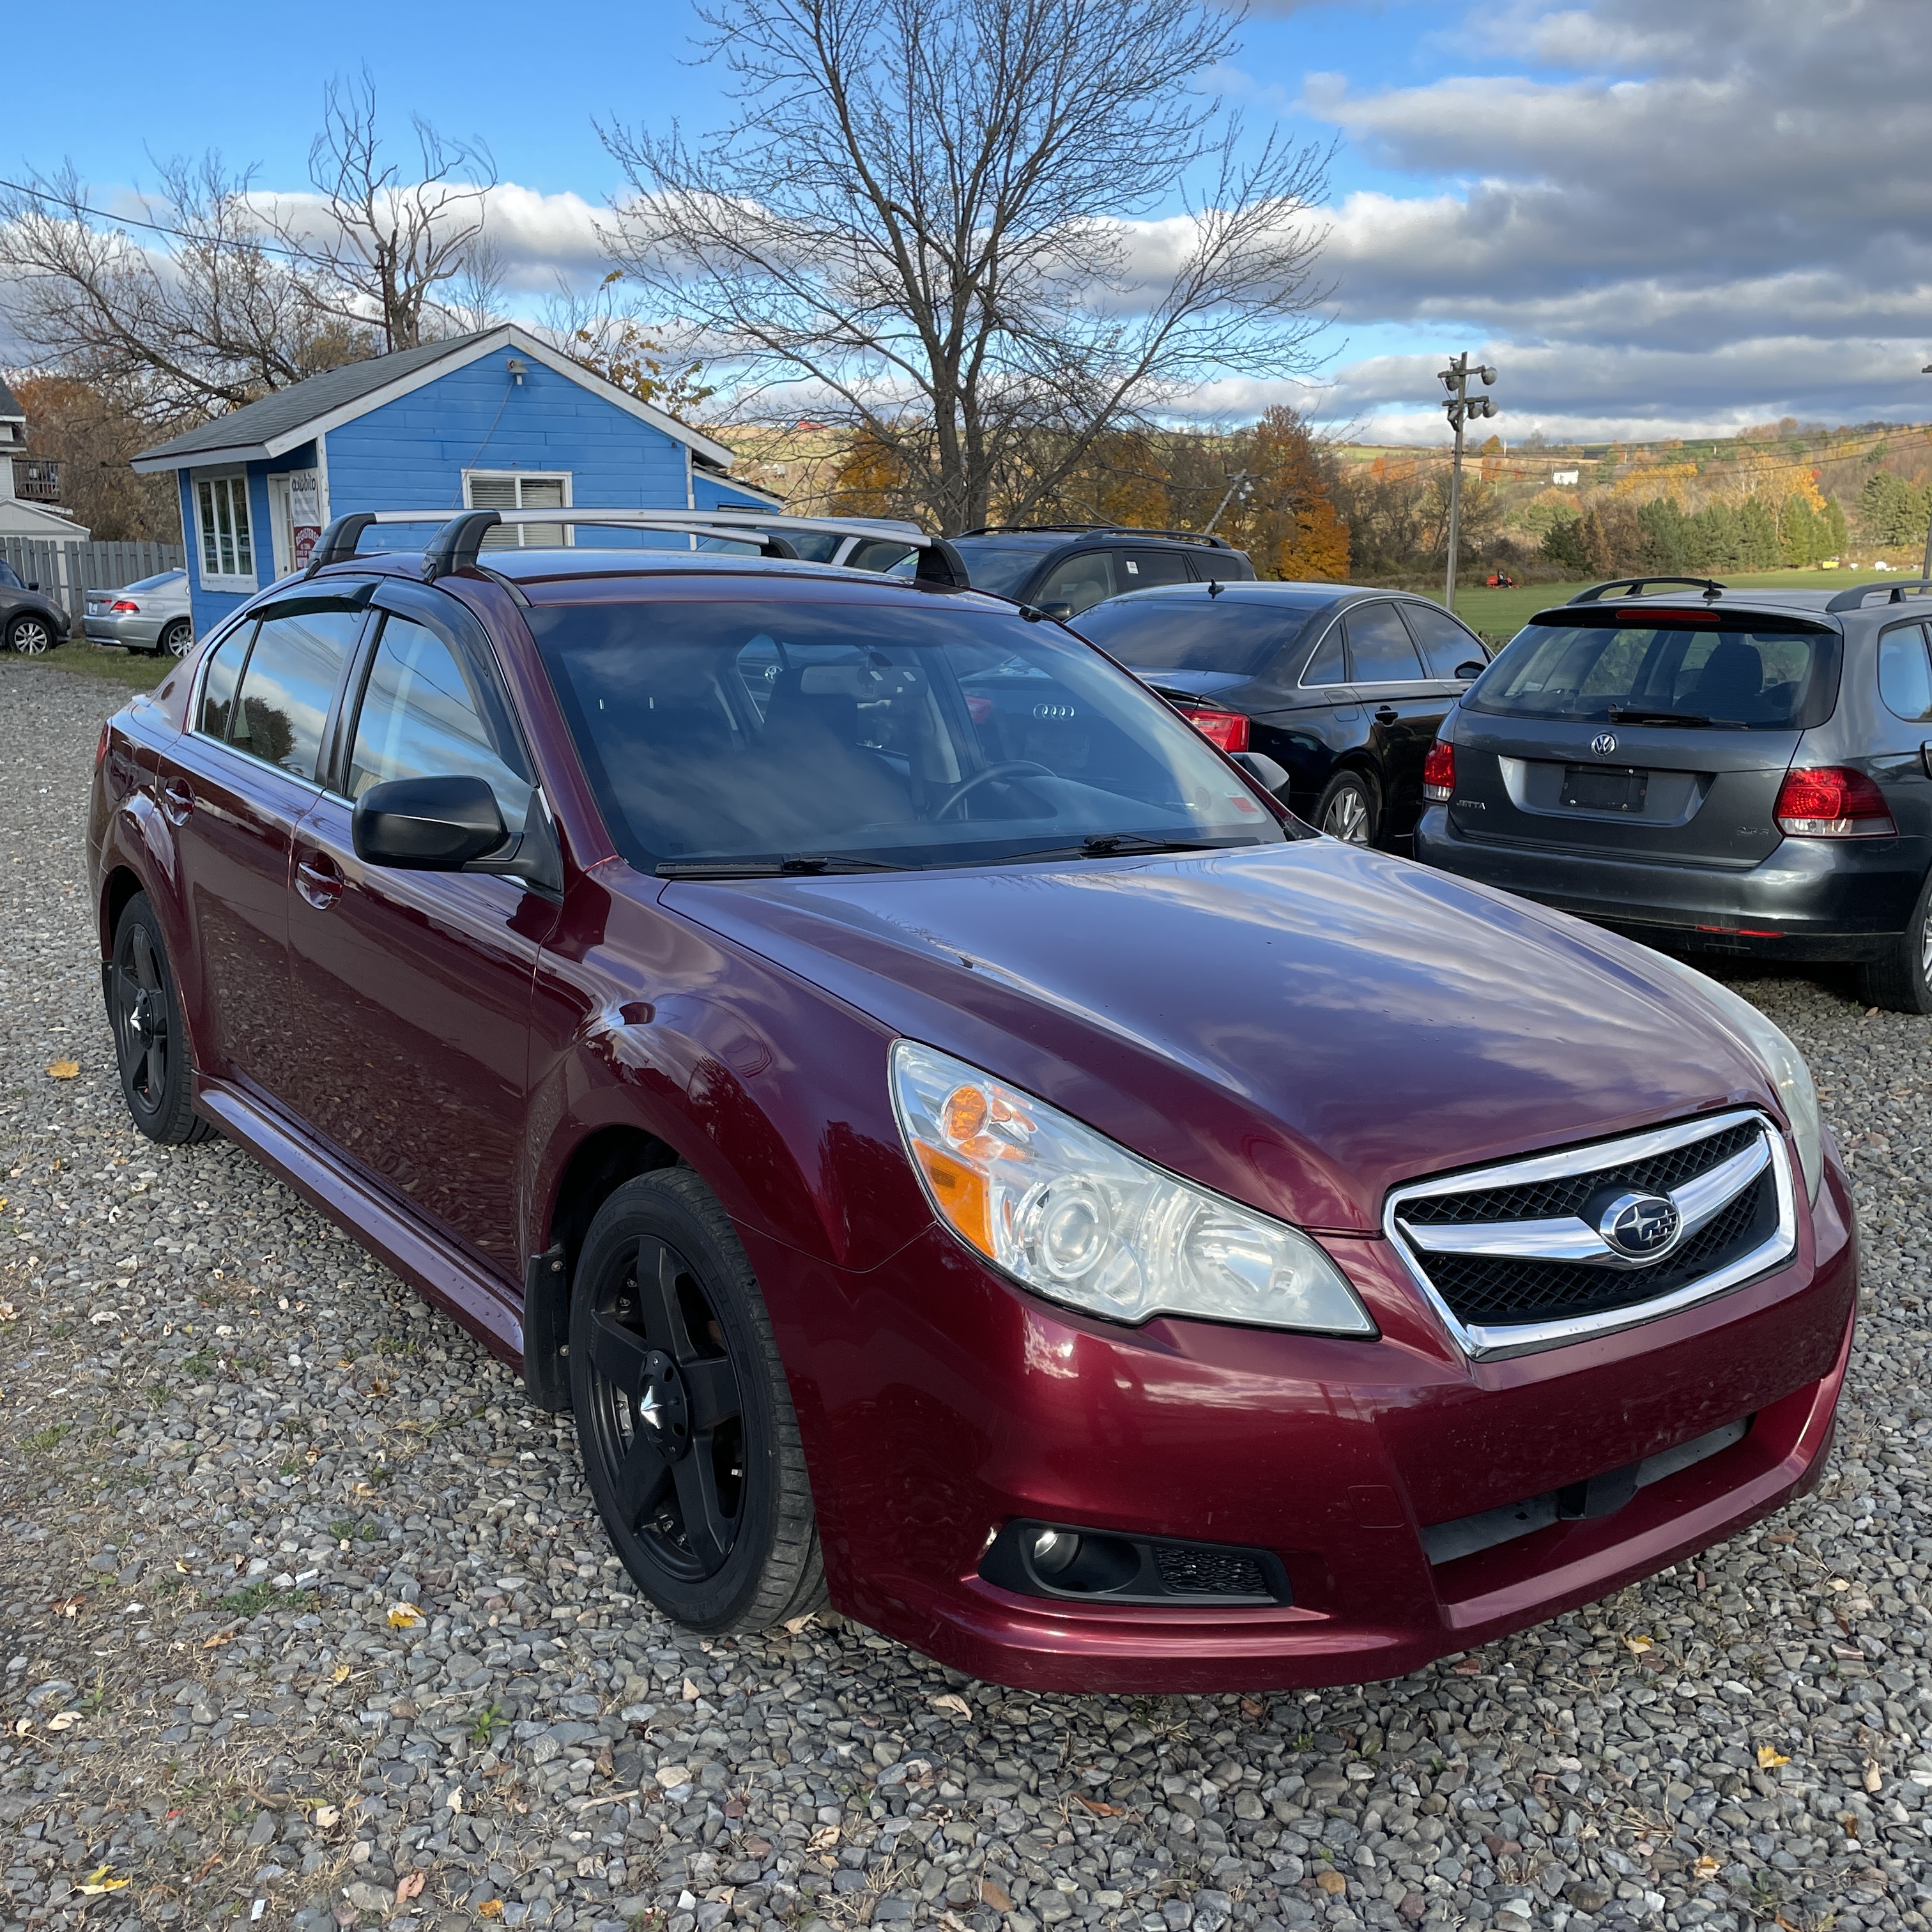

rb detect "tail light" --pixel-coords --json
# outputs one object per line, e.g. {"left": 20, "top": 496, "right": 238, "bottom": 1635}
{"left": 95, "top": 721, "right": 111, "bottom": 771}
{"left": 1773, "top": 766, "right": 1895, "bottom": 838}
{"left": 109, "top": 599, "right": 141, "bottom": 613}
{"left": 1177, "top": 706, "right": 1250, "bottom": 753}
{"left": 1422, "top": 739, "right": 1455, "bottom": 802}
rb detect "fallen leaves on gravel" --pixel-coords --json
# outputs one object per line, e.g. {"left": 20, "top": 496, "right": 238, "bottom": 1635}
{"left": 979, "top": 1880, "right": 1012, "bottom": 1910}
{"left": 930, "top": 1692, "right": 970, "bottom": 1719}
{"left": 45, "top": 1060, "right": 79, "bottom": 1079}
{"left": 1623, "top": 1633, "right": 1654, "bottom": 1655}
{"left": 1757, "top": 1744, "right": 1791, "bottom": 1768}
{"left": 387, "top": 1602, "right": 424, "bottom": 1629}
{"left": 396, "top": 1871, "right": 425, "bottom": 1902}
{"left": 478, "top": 1903, "right": 504, "bottom": 1921}
{"left": 77, "top": 1866, "right": 128, "bottom": 1894}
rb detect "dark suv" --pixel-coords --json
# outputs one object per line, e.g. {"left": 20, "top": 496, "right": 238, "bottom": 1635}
{"left": 1416, "top": 574, "right": 1932, "bottom": 1009}
{"left": 948, "top": 523, "right": 1255, "bottom": 617}
{"left": 1078, "top": 581, "right": 1489, "bottom": 846}
{"left": 87, "top": 513, "right": 1853, "bottom": 1689}
{"left": 0, "top": 555, "right": 72, "bottom": 655}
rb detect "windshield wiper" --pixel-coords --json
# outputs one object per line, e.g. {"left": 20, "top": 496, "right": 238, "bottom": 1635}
{"left": 1604, "top": 707, "right": 1715, "bottom": 727}
{"left": 656, "top": 854, "right": 901, "bottom": 878}
{"left": 987, "top": 832, "right": 1233, "bottom": 864}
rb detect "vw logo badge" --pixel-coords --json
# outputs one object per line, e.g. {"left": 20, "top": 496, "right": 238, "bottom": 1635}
{"left": 1591, "top": 732, "right": 1618, "bottom": 757}
{"left": 1599, "top": 1191, "right": 1680, "bottom": 1261}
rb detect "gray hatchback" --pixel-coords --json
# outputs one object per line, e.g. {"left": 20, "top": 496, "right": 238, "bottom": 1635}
{"left": 1415, "top": 574, "right": 1932, "bottom": 1011}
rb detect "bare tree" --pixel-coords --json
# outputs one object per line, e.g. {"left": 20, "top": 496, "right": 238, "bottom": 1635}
{"left": 542, "top": 270, "right": 716, "bottom": 417}
{"left": 0, "top": 158, "right": 364, "bottom": 423}
{"left": 268, "top": 66, "right": 496, "bottom": 353}
{"left": 445, "top": 229, "right": 509, "bottom": 334}
{"left": 601, "top": 0, "right": 1331, "bottom": 532}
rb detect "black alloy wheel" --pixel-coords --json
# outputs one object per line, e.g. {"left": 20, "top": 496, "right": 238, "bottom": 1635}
{"left": 109, "top": 893, "right": 213, "bottom": 1144}
{"left": 6, "top": 613, "right": 53, "bottom": 656}
{"left": 569, "top": 1169, "right": 824, "bottom": 1632}
{"left": 1315, "top": 769, "right": 1380, "bottom": 847}
{"left": 159, "top": 620, "right": 194, "bottom": 659}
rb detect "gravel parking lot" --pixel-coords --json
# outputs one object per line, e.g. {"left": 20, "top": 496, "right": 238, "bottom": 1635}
{"left": 3, "top": 657, "right": 1931, "bottom": 1932}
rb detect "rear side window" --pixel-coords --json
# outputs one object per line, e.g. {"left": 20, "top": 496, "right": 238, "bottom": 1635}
{"left": 1471, "top": 619, "right": 1841, "bottom": 729}
{"left": 1301, "top": 622, "right": 1346, "bottom": 684}
{"left": 0, "top": 560, "right": 22, "bottom": 590}
{"left": 1402, "top": 602, "right": 1487, "bottom": 678}
{"left": 1078, "top": 598, "right": 1317, "bottom": 678}
{"left": 1878, "top": 622, "right": 1932, "bottom": 723}
{"left": 1344, "top": 603, "right": 1425, "bottom": 683}
{"left": 229, "top": 608, "right": 364, "bottom": 779}
{"left": 1121, "top": 550, "right": 1192, "bottom": 587}
{"left": 348, "top": 615, "right": 532, "bottom": 833}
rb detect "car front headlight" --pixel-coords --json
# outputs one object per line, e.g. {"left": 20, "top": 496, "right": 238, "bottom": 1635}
{"left": 1640, "top": 950, "right": 1824, "bottom": 1202}
{"left": 889, "top": 1039, "right": 1376, "bottom": 1335}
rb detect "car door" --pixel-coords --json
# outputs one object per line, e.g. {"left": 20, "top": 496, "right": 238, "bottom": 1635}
{"left": 1873, "top": 619, "right": 1932, "bottom": 850}
{"left": 153, "top": 594, "right": 370, "bottom": 1096}
{"left": 282, "top": 584, "right": 556, "bottom": 1278}
{"left": 1342, "top": 600, "right": 1443, "bottom": 834}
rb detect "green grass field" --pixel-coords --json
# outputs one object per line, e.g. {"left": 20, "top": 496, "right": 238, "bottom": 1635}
{"left": 5, "top": 641, "right": 174, "bottom": 691}
{"left": 1420, "top": 568, "right": 1924, "bottom": 646}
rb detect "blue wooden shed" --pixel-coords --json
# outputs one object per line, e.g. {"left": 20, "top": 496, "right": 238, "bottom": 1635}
{"left": 132, "top": 323, "right": 780, "bottom": 636}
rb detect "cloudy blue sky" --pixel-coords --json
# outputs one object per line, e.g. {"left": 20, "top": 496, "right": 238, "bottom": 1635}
{"left": 6, "top": 0, "right": 1929, "bottom": 443}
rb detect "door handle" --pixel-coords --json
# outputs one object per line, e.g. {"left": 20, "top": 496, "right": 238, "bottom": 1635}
{"left": 159, "top": 777, "right": 194, "bottom": 825}
{"left": 296, "top": 852, "right": 344, "bottom": 910}
{"left": 1374, "top": 706, "right": 1400, "bottom": 723}
{"left": 1922, "top": 740, "right": 1932, "bottom": 781}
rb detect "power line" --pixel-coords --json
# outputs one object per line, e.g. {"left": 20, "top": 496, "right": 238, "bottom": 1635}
{"left": 0, "top": 173, "right": 322, "bottom": 266}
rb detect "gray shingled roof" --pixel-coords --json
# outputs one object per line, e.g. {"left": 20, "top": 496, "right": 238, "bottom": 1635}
{"left": 0, "top": 376, "right": 22, "bottom": 420}
{"left": 134, "top": 331, "right": 489, "bottom": 465}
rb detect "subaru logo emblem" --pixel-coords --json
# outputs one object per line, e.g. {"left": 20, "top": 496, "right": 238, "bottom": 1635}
{"left": 1598, "top": 1191, "right": 1680, "bottom": 1261}
{"left": 1591, "top": 732, "right": 1618, "bottom": 756}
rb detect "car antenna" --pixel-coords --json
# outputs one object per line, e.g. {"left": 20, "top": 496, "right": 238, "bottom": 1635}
{"left": 1208, "top": 578, "right": 1222, "bottom": 597}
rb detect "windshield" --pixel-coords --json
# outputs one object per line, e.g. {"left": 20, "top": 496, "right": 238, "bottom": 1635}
{"left": 1469, "top": 618, "right": 1840, "bottom": 728}
{"left": 949, "top": 540, "right": 1050, "bottom": 597}
{"left": 529, "top": 595, "right": 1291, "bottom": 872}
{"left": 1078, "top": 597, "right": 1326, "bottom": 678}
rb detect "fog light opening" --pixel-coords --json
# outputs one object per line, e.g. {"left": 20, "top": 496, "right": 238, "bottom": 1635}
{"left": 1031, "top": 1527, "right": 1081, "bottom": 1575}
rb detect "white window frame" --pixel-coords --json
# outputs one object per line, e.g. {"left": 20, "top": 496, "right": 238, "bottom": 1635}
{"left": 462, "top": 469, "right": 574, "bottom": 546}
{"left": 192, "top": 469, "right": 259, "bottom": 593}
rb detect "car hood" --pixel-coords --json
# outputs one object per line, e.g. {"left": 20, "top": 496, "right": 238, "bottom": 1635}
{"left": 662, "top": 843, "right": 1781, "bottom": 1234}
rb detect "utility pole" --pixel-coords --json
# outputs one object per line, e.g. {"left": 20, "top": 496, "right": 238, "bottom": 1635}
{"left": 1922, "top": 364, "right": 1932, "bottom": 583}
{"left": 1439, "top": 353, "right": 1498, "bottom": 611}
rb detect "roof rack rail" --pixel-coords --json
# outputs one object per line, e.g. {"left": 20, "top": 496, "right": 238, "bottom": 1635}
{"left": 302, "top": 505, "right": 969, "bottom": 588}
{"left": 954, "top": 522, "right": 1233, "bottom": 549}
{"left": 1567, "top": 576, "right": 1726, "bottom": 605}
{"left": 1825, "top": 578, "right": 1932, "bottom": 614}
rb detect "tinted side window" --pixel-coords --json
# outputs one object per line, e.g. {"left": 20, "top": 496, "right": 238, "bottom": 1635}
{"left": 197, "top": 624, "right": 254, "bottom": 740}
{"left": 1037, "top": 551, "right": 1115, "bottom": 615}
{"left": 0, "top": 560, "right": 21, "bottom": 590}
{"left": 1344, "top": 603, "right": 1425, "bottom": 683}
{"left": 348, "top": 616, "right": 533, "bottom": 834}
{"left": 230, "top": 609, "right": 364, "bottom": 780}
{"left": 1122, "top": 550, "right": 1192, "bottom": 587}
{"left": 1301, "top": 621, "right": 1346, "bottom": 685}
{"left": 1401, "top": 602, "right": 1487, "bottom": 678}
{"left": 1878, "top": 622, "right": 1932, "bottom": 723}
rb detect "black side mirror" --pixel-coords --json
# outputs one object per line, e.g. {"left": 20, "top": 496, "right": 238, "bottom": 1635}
{"left": 1041, "top": 601, "right": 1075, "bottom": 622}
{"left": 1230, "top": 749, "right": 1291, "bottom": 794}
{"left": 1454, "top": 659, "right": 1486, "bottom": 681}
{"left": 355, "top": 774, "right": 506, "bottom": 869}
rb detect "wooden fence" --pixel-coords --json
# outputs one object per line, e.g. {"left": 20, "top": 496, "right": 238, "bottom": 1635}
{"left": 1, "top": 538, "right": 187, "bottom": 620}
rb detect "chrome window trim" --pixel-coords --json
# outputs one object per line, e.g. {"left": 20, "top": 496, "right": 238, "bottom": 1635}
{"left": 1384, "top": 1108, "right": 1797, "bottom": 1360}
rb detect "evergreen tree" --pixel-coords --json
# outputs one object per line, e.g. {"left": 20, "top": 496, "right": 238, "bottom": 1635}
{"left": 1738, "top": 496, "right": 1781, "bottom": 569}
{"left": 1637, "top": 496, "right": 1690, "bottom": 571}
{"left": 1540, "top": 514, "right": 1590, "bottom": 574}
{"left": 1779, "top": 493, "right": 1821, "bottom": 567}
{"left": 1824, "top": 496, "right": 1848, "bottom": 558}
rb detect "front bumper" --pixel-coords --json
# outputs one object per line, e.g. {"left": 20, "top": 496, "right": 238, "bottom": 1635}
{"left": 748, "top": 1149, "right": 1855, "bottom": 1693}
{"left": 83, "top": 612, "right": 165, "bottom": 650}
{"left": 1415, "top": 806, "right": 1928, "bottom": 962}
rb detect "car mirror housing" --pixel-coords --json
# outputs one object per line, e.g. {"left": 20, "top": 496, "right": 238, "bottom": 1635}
{"left": 354, "top": 774, "right": 509, "bottom": 871}
{"left": 1454, "top": 659, "right": 1486, "bottom": 680}
{"left": 1230, "top": 750, "right": 1290, "bottom": 793}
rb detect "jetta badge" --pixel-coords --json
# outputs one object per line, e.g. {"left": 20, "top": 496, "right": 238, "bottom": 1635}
{"left": 1591, "top": 732, "right": 1618, "bottom": 756}
{"left": 1599, "top": 1191, "right": 1680, "bottom": 1261}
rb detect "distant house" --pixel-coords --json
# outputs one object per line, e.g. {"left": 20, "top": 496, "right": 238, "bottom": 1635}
{"left": 132, "top": 323, "right": 780, "bottom": 635}
{"left": 0, "top": 378, "right": 92, "bottom": 541}
{"left": 1551, "top": 469, "right": 1581, "bottom": 487}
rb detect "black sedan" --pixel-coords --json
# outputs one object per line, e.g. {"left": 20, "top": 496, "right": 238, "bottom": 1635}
{"left": 1075, "top": 582, "right": 1490, "bottom": 847}
{"left": 0, "top": 556, "right": 72, "bottom": 655}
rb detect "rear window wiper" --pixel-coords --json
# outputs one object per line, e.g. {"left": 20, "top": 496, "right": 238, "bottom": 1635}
{"left": 656, "top": 854, "right": 902, "bottom": 878}
{"left": 1604, "top": 707, "right": 1715, "bottom": 727}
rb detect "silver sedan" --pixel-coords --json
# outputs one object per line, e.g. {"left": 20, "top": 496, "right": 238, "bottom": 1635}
{"left": 83, "top": 570, "right": 193, "bottom": 657}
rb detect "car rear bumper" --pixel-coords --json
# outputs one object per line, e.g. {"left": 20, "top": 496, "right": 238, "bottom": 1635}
{"left": 84, "top": 613, "right": 166, "bottom": 650}
{"left": 1415, "top": 806, "right": 1927, "bottom": 961}
{"left": 747, "top": 1148, "right": 1855, "bottom": 1693}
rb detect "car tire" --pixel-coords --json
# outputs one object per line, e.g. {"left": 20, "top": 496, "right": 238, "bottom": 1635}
{"left": 108, "top": 893, "right": 216, "bottom": 1145}
{"left": 569, "top": 1167, "right": 825, "bottom": 1633}
{"left": 1315, "top": 769, "right": 1380, "bottom": 846}
{"left": 158, "top": 620, "right": 194, "bottom": 659}
{"left": 6, "top": 613, "right": 54, "bottom": 656}
{"left": 1857, "top": 871, "right": 1932, "bottom": 1014}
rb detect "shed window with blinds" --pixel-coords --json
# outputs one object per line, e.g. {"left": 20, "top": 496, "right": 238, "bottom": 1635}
{"left": 463, "top": 471, "right": 571, "bottom": 548}
{"left": 194, "top": 474, "right": 256, "bottom": 588}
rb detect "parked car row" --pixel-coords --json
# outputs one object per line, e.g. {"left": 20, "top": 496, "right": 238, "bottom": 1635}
{"left": 0, "top": 564, "right": 196, "bottom": 658}
{"left": 86, "top": 506, "right": 1855, "bottom": 1692}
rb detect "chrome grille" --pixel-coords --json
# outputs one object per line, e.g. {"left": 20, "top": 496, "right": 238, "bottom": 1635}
{"left": 1385, "top": 1110, "right": 1795, "bottom": 1358}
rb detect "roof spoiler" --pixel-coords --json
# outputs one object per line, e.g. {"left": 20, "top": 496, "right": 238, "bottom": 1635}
{"left": 1567, "top": 576, "right": 1726, "bottom": 605}
{"left": 1824, "top": 579, "right": 1932, "bottom": 614}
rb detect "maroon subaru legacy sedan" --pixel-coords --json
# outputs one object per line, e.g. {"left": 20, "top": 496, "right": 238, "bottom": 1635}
{"left": 85, "top": 508, "right": 1855, "bottom": 1694}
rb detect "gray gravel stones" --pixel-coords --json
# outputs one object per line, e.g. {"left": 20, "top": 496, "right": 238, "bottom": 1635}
{"left": 4, "top": 655, "right": 1932, "bottom": 1932}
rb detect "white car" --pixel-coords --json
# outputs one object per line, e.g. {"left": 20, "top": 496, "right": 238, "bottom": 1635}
{"left": 82, "top": 569, "right": 193, "bottom": 657}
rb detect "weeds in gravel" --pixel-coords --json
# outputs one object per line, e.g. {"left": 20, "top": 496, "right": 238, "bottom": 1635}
{"left": 468, "top": 1703, "right": 506, "bottom": 1746}
{"left": 147, "top": 1381, "right": 173, "bottom": 1406}
{"left": 22, "top": 1421, "right": 71, "bottom": 1452}
{"left": 217, "top": 1581, "right": 316, "bottom": 1616}
{"left": 181, "top": 1348, "right": 216, "bottom": 1379}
